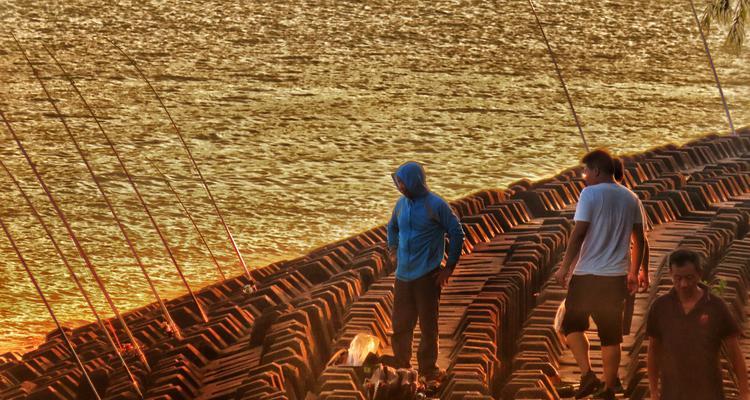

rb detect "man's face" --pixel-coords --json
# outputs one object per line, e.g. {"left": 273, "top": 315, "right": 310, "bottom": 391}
{"left": 392, "top": 174, "right": 407, "bottom": 196}
{"left": 670, "top": 262, "right": 701, "bottom": 297}
{"left": 582, "top": 165, "right": 598, "bottom": 186}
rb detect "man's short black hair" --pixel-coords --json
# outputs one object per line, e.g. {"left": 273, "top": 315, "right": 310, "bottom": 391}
{"left": 581, "top": 149, "right": 615, "bottom": 176}
{"left": 613, "top": 157, "right": 624, "bottom": 182}
{"left": 668, "top": 248, "right": 703, "bottom": 274}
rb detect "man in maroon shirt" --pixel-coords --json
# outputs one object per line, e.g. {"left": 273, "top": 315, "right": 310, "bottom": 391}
{"left": 647, "top": 249, "right": 748, "bottom": 400}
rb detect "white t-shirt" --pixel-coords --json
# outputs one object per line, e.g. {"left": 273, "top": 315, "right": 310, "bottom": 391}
{"left": 573, "top": 183, "right": 646, "bottom": 276}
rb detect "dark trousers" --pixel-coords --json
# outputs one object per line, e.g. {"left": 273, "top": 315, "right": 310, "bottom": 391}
{"left": 391, "top": 269, "right": 441, "bottom": 375}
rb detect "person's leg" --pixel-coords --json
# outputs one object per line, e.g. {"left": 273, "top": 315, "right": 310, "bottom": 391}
{"left": 391, "top": 278, "right": 418, "bottom": 369}
{"left": 562, "top": 276, "right": 593, "bottom": 374}
{"left": 566, "top": 331, "right": 592, "bottom": 373}
{"left": 600, "top": 344, "right": 621, "bottom": 388}
{"left": 562, "top": 275, "right": 601, "bottom": 398}
{"left": 414, "top": 269, "right": 441, "bottom": 377}
{"left": 591, "top": 276, "right": 627, "bottom": 390}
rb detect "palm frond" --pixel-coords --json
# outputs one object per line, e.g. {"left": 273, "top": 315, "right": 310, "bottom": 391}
{"left": 701, "top": 3, "right": 714, "bottom": 32}
{"left": 702, "top": 0, "right": 748, "bottom": 53}
{"left": 702, "top": 0, "right": 732, "bottom": 32}
{"left": 723, "top": 0, "right": 747, "bottom": 52}
{"left": 719, "top": 0, "right": 733, "bottom": 22}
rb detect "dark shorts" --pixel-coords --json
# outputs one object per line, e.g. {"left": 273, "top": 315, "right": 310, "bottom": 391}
{"left": 562, "top": 274, "right": 628, "bottom": 346}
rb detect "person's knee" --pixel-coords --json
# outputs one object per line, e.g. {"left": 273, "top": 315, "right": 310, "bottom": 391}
{"left": 562, "top": 314, "right": 589, "bottom": 337}
{"left": 598, "top": 330, "right": 623, "bottom": 347}
{"left": 420, "top": 328, "right": 438, "bottom": 342}
{"left": 392, "top": 322, "right": 413, "bottom": 334}
{"left": 601, "top": 343, "right": 621, "bottom": 353}
{"left": 562, "top": 324, "right": 586, "bottom": 336}
{"left": 565, "top": 330, "right": 589, "bottom": 344}
{"left": 392, "top": 303, "right": 418, "bottom": 321}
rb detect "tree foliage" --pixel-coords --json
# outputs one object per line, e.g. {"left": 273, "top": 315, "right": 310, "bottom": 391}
{"left": 701, "top": 0, "right": 749, "bottom": 53}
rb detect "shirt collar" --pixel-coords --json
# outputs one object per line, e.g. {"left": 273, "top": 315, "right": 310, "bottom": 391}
{"left": 667, "top": 282, "right": 711, "bottom": 307}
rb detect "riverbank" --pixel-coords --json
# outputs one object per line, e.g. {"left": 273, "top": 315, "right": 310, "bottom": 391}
{"left": 2, "top": 128, "right": 750, "bottom": 399}
{"left": 3, "top": 0, "right": 750, "bottom": 353}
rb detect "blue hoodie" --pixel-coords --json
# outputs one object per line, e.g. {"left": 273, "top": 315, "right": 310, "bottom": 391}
{"left": 387, "top": 162, "right": 465, "bottom": 281}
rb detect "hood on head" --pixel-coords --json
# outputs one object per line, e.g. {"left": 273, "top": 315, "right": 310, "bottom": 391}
{"left": 394, "top": 161, "right": 429, "bottom": 198}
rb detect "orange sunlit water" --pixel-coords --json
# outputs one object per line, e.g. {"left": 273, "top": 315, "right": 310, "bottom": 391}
{"left": 0, "top": 0, "right": 748, "bottom": 354}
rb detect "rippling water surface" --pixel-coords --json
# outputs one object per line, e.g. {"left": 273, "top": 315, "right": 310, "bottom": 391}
{"left": 0, "top": 0, "right": 748, "bottom": 353}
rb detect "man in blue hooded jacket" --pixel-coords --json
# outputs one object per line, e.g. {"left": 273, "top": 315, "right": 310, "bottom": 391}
{"left": 387, "top": 161, "right": 465, "bottom": 381}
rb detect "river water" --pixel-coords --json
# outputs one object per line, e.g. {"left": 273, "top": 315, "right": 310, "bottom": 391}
{"left": 0, "top": 0, "right": 747, "bottom": 353}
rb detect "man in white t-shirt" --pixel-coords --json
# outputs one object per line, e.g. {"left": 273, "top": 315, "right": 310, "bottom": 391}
{"left": 554, "top": 149, "right": 649, "bottom": 400}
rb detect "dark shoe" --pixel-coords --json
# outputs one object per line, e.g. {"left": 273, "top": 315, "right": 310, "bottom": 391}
{"left": 420, "top": 368, "right": 446, "bottom": 384}
{"left": 592, "top": 387, "right": 616, "bottom": 400}
{"left": 613, "top": 377, "right": 624, "bottom": 394}
{"left": 554, "top": 383, "right": 576, "bottom": 397}
{"left": 575, "top": 370, "right": 602, "bottom": 399}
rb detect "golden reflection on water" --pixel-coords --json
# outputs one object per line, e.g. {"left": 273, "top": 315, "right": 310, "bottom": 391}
{"left": 0, "top": 0, "right": 748, "bottom": 353}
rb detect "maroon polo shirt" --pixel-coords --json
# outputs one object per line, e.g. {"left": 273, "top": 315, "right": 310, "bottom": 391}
{"left": 646, "top": 284, "right": 741, "bottom": 400}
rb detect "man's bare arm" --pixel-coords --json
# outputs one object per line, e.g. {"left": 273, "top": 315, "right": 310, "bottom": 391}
{"left": 627, "top": 224, "right": 646, "bottom": 294}
{"left": 637, "top": 233, "right": 650, "bottom": 291}
{"left": 631, "top": 224, "right": 646, "bottom": 276}
{"left": 634, "top": 231, "right": 650, "bottom": 274}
